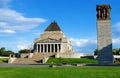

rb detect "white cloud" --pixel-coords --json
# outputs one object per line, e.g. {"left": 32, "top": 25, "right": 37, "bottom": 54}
{"left": 17, "top": 45, "right": 28, "bottom": 51}
{"left": 69, "top": 37, "right": 120, "bottom": 53}
{"left": 70, "top": 37, "right": 120, "bottom": 49}
{"left": 113, "top": 22, "right": 120, "bottom": 33}
{"left": 0, "top": 29, "right": 16, "bottom": 34}
{"left": 69, "top": 38, "right": 97, "bottom": 54}
{"left": 0, "top": 8, "right": 47, "bottom": 34}
{"left": 69, "top": 38, "right": 97, "bottom": 47}
{"left": 0, "top": 38, "right": 32, "bottom": 52}
{"left": 15, "top": 38, "right": 32, "bottom": 51}
{"left": 112, "top": 38, "right": 120, "bottom": 44}
{"left": 32, "top": 30, "right": 43, "bottom": 36}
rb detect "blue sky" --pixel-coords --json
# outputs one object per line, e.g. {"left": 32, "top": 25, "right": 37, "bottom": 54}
{"left": 0, "top": 0, "right": 120, "bottom": 54}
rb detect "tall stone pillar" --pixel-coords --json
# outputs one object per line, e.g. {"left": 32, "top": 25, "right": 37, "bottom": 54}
{"left": 96, "top": 4, "right": 113, "bottom": 64}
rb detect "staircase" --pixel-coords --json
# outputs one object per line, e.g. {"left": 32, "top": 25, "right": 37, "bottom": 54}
{"left": 13, "top": 52, "right": 56, "bottom": 64}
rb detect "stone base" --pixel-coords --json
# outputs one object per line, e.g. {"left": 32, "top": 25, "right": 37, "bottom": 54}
{"left": 98, "top": 48, "right": 113, "bottom": 65}
{"left": 98, "top": 60, "right": 113, "bottom": 65}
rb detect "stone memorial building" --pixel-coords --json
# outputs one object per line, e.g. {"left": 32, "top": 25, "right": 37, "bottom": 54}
{"left": 34, "top": 21, "right": 73, "bottom": 54}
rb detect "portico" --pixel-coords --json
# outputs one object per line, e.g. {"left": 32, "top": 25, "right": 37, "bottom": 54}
{"left": 36, "top": 43, "right": 61, "bottom": 53}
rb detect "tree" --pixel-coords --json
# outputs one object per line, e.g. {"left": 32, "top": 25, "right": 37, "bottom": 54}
{"left": 19, "top": 49, "right": 31, "bottom": 54}
{"left": 112, "top": 48, "right": 120, "bottom": 55}
{"left": 0, "top": 47, "right": 6, "bottom": 56}
{"left": 0, "top": 47, "right": 15, "bottom": 56}
{"left": 94, "top": 48, "right": 120, "bottom": 55}
{"left": 94, "top": 49, "right": 98, "bottom": 55}
{"left": 4, "top": 50, "right": 14, "bottom": 56}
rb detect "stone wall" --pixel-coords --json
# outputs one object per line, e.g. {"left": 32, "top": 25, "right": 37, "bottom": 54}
{"left": 20, "top": 53, "right": 33, "bottom": 58}
{"left": 59, "top": 53, "right": 84, "bottom": 58}
{"left": 40, "top": 31, "right": 66, "bottom": 41}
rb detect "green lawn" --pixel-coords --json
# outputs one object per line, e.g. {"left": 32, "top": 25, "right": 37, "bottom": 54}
{"left": 46, "top": 58, "right": 98, "bottom": 64}
{"left": 0, "top": 67, "right": 120, "bottom": 78}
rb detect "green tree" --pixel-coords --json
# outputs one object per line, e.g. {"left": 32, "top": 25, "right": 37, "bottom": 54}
{"left": 0, "top": 47, "right": 6, "bottom": 56}
{"left": 113, "top": 48, "right": 120, "bottom": 55}
{"left": 19, "top": 49, "right": 31, "bottom": 54}
{"left": 0, "top": 47, "right": 15, "bottom": 56}
{"left": 94, "top": 48, "right": 120, "bottom": 55}
{"left": 4, "top": 50, "right": 14, "bottom": 56}
{"left": 94, "top": 49, "right": 98, "bottom": 55}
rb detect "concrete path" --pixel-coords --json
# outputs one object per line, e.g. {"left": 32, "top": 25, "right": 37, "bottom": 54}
{"left": 0, "top": 63, "right": 120, "bottom": 67}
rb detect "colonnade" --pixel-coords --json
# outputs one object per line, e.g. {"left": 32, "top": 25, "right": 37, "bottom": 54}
{"left": 36, "top": 43, "right": 61, "bottom": 53}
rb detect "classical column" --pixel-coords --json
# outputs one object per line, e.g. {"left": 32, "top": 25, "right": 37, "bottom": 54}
{"left": 57, "top": 44, "right": 59, "bottom": 52}
{"left": 60, "top": 44, "right": 62, "bottom": 53}
{"left": 41, "top": 44, "right": 43, "bottom": 53}
{"left": 45, "top": 44, "right": 47, "bottom": 53}
{"left": 43, "top": 44, "right": 45, "bottom": 53}
{"left": 38, "top": 44, "right": 39, "bottom": 52}
{"left": 48, "top": 44, "right": 50, "bottom": 53}
{"left": 50, "top": 44, "right": 52, "bottom": 53}
{"left": 59, "top": 44, "right": 61, "bottom": 52}
{"left": 46, "top": 44, "right": 48, "bottom": 53}
{"left": 39, "top": 44, "right": 41, "bottom": 53}
{"left": 54, "top": 44, "right": 55, "bottom": 52}
{"left": 36, "top": 43, "right": 38, "bottom": 52}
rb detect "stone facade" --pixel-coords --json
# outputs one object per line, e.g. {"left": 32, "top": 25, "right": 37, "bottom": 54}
{"left": 97, "top": 4, "right": 113, "bottom": 64}
{"left": 34, "top": 21, "right": 73, "bottom": 56}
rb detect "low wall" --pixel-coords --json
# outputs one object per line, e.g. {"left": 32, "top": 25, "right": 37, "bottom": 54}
{"left": 0, "top": 56, "right": 9, "bottom": 58}
{"left": 60, "top": 53, "right": 84, "bottom": 58}
{"left": 20, "top": 53, "right": 33, "bottom": 58}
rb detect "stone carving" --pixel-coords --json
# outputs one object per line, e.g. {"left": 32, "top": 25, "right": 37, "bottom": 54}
{"left": 96, "top": 5, "right": 111, "bottom": 20}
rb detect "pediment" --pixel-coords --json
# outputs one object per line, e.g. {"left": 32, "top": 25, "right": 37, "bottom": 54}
{"left": 37, "top": 38, "right": 61, "bottom": 43}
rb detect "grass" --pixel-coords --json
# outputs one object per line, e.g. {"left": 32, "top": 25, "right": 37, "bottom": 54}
{"left": 0, "top": 58, "right": 8, "bottom": 63}
{"left": 46, "top": 58, "right": 98, "bottom": 64}
{"left": 0, "top": 67, "right": 120, "bottom": 78}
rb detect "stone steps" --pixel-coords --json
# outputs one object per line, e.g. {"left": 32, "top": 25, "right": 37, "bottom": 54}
{"left": 13, "top": 58, "right": 37, "bottom": 64}
{"left": 13, "top": 53, "right": 56, "bottom": 64}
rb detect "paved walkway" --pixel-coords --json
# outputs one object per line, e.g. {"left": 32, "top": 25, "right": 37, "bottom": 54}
{"left": 0, "top": 63, "right": 50, "bottom": 67}
{"left": 0, "top": 63, "right": 120, "bottom": 67}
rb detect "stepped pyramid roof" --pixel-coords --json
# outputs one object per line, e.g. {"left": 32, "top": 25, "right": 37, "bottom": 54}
{"left": 45, "top": 21, "right": 61, "bottom": 31}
